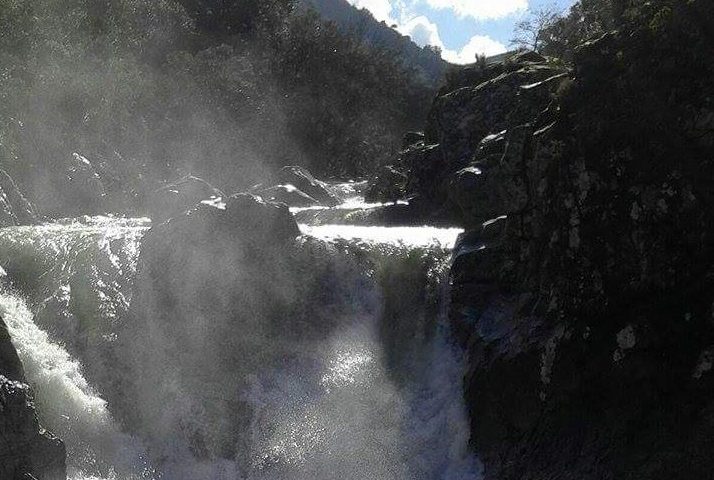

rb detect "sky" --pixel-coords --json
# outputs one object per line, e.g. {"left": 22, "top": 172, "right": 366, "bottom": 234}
{"left": 347, "top": 0, "right": 576, "bottom": 63}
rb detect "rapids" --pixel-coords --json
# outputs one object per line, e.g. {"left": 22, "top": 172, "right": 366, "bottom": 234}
{"left": 0, "top": 191, "right": 481, "bottom": 480}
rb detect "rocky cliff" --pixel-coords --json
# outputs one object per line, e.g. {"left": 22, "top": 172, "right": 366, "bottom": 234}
{"left": 369, "top": 1, "right": 714, "bottom": 478}
{"left": 117, "top": 193, "right": 376, "bottom": 464}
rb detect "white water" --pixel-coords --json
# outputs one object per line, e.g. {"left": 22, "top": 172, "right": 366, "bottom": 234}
{"left": 300, "top": 224, "right": 463, "bottom": 249}
{"left": 0, "top": 193, "right": 479, "bottom": 479}
{"left": 242, "top": 316, "right": 481, "bottom": 480}
{"left": 0, "top": 291, "right": 153, "bottom": 480}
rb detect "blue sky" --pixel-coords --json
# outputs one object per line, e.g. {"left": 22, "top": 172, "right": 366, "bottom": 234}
{"left": 347, "top": 0, "right": 576, "bottom": 63}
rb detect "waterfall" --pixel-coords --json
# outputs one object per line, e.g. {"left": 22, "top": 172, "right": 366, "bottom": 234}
{"left": 0, "top": 291, "right": 152, "bottom": 480}
{"left": 0, "top": 202, "right": 482, "bottom": 479}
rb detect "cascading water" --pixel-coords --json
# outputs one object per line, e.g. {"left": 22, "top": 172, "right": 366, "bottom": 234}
{"left": 0, "top": 292, "right": 151, "bottom": 480}
{"left": 0, "top": 190, "right": 482, "bottom": 480}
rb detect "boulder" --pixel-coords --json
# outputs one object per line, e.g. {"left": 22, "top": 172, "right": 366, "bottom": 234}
{"left": 367, "top": 53, "right": 567, "bottom": 218}
{"left": 147, "top": 192, "right": 301, "bottom": 247}
{"left": 401, "top": 131, "right": 425, "bottom": 149}
{"left": 364, "top": 165, "right": 407, "bottom": 203}
{"left": 425, "top": 64, "right": 564, "bottom": 170}
{"left": 257, "top": 184, "right": 319, "bottom": 207}
{"left": 30, "top": 152, "right": 108, "bottom": 218}
{"left": 277, "top": 165, "right": 340, "bottom": 206}
{"left": 119, "top": 193, "right": 344, "bottom": 461}
{"left": 147, "top": 174, "right": 224, "bottom": 222}
{"left": 0, "top": 378, "right": 67, "bottom": 480}
{"left": 0, "top": 316, "right": 24, "bottom": 380}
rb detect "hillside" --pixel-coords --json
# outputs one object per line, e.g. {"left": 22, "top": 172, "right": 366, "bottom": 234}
{"left": 0, "top": 0, "right": 436, "bottom": 219}
{"left": 299, "top": 0, "right": 447, "bottom": 87}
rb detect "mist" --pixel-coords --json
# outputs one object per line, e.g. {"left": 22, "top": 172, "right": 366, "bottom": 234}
{"left": 2, "top": 1, "right": 712, "bottom": 480}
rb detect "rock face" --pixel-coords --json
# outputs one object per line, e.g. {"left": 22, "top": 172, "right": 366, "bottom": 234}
{"left": 120, "top": 193, "right": 363, "bottom": 462}
{"left": 388, "top": 3, "right": 714, "bottom": 479}
{"left": 364, "top": 165, "right": 407, "bottom": 203}
{"left": 277, "top": 165, "right": 341, "bottom": 206}
{"left": 0, "top": 317, "right": 66, "bottom": 480}
{"left": 366, "top": 54, "right": 567, "bottom": 223}
{"left": 256, "top": 184, "right": 320, "bottom": 207}
{"left": 0, "top": 169, "right": 38, "bottom": 227}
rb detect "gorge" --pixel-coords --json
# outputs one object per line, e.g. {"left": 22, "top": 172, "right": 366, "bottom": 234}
{"left": 1, "top": 0, "right": 713, "bottom": 479}
{"left": 0, "top": 187, "right": 479, "bottom": 479}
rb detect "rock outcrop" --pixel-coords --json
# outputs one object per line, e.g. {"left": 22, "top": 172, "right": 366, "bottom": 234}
{"left": 366, "top": 53, "right": 567, "bottom": 224}
{"left": 379, "top": 2, "right": 714, "bottom": 478}
{"left": 256, "top": 184, "right": 320, "bottom": 207}
{"left": 0, "top": 169, "right": 38, "bottom": 227}
{"left": 277, "top": 165, "right": 341, "bottom": 206}
{"left": 146, "top": 174, "right": 225, "bottom": 222}
{"left": 119, "top": 192, "right": 364, "bottom": 462}
{"left": 0, "top": 316, "right": 66, "bottom": 480}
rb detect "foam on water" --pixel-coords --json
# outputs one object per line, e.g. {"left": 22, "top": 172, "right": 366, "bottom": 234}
{"left": 0, "top": 200, "right": 479, "bottom": 479}
{"left": 300, "top": 224, "right": 463, "bottom": 249}
{"left": 242, "top": 316, "right": 482, "bottom": 480}
{"left": 0, "top": 291, "right": 153, "bottom": 480}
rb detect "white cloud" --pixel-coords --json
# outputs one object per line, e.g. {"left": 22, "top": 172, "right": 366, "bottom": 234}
{"left": 442, "top": 35, "right": 507, "bottom": 63}
{"left": 349, "top": 1, "right": 508, "bottom": 64}
{"left": 398, "top": 15, "right": 443, "bottom": 47}
{"left": 399, "top": 16, "right": 506, "bottom": 64}
{"left": 348, "top": 0, "right": 395, "bottom": 23}
{"left": 424, "top": 0, "right": 528, "bottom": 20}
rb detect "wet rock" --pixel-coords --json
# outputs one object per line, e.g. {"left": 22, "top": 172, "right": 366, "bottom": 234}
{"left": 121, "top": 193, "right": 364, "bottom": 461}
{"left": 31, "top": 152, "right": 108, "bottom": 218}
{"left": 403, "top": 143, "right": 447, "bottom": 205}
{"left": 0, "top": 316, "right": 24, "bottom": 380}
{"left": 0, "top": 169, "right": 38, "bottom": 227}
{"left": 277, "top": 165, "right": 340, "bottom": 206}
{"left": 365, "top": 165, "right": 407, "bottom": 203}
{"left": 257, "top": 184, "right": 319, "bottom": 207}
{"left": 147, "top": 174, "right": 224, "bottom": 222}
{"left": 402, "top": 131, "right": 425, "bottom": 149}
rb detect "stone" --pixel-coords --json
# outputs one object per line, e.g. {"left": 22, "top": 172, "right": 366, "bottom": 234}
{"left": 118, "top": 193, "right": 322, "bottom": 460}
{"left": 0, "top": 316, "right": 24, "bottom": 380}
{"left": 147, "top": 174, "right": 224, "bottom": 222}
{"left": 0, "top": 377, "right": 66, "bottom": 480}
{"left": 393, "top": 5, "right": 714, "bottom": 478}
{"left": 277, "top": 165, "right": 341, "bottom": 207}
{"left": 365, "top": 165, "right": 407, "bottom": 203}
{"left": 257, "top": 184, "right": 319, "bottom": 207}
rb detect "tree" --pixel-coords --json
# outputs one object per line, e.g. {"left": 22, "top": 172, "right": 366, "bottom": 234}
{"left": 510, "top": 5, "right": 562, "bottom": 52}
{"left": 176, "top": 0, "right": 294, "bottom": 37}
{"left": 424, "top": 44, "right": 442, "bottom": 57}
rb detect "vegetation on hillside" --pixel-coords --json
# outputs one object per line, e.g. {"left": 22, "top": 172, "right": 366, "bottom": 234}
{"left": 0, "top": 0, "right": 434, "bottom": 215}
{"left": 299, "top": 0, "right": 446, "bottom": 87}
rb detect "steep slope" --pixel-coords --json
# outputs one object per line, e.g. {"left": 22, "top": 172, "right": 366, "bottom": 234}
{"left": 298, "top": 0, "right": 447, "bottom": 87}
{"left": 367, "top": 0, "right": 714, "bottom": 478}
